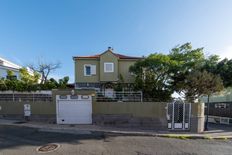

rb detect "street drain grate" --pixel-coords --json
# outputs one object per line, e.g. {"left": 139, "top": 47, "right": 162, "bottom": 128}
{"left": 37, "top": 143, "right": 60, "bottom": 153}
{"left": 136, "top": 152, "right": 151, "bottom": 155}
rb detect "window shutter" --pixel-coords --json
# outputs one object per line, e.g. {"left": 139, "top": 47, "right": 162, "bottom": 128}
{"left": 91, "top": 65, "right": 96, "bottom": 75}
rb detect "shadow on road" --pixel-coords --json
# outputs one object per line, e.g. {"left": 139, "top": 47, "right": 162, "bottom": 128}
{"left": 1, "top": 124, "right": 232, "bottom": 155}
{"left": 0, "top": 125, "right": 106, "bottom": 150}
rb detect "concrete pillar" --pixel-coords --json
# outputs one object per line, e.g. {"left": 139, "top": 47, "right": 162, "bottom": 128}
{"left": 190, "top": 102, "right": 205, "bottom": 133}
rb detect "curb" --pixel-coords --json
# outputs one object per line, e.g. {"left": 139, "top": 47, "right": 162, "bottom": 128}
{"left": 156, "top": 134, "right": 208, "bottom": 140}
{"left": 156, "top": 134, "right": 232, "bottom": 140}
{"left": 212, "top": 136, "right": 232, "bottom": 140}
{"left": 92, "top": 131, "right": 232, "bottom": 140}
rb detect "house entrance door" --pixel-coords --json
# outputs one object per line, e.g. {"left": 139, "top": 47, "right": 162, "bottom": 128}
{"left": 167, "top": 99, "right": 191, "bottom": 130}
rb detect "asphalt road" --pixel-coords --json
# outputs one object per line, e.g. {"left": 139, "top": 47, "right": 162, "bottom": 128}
{"left": 0, "top": 125, "right": 232, "bottom": 155}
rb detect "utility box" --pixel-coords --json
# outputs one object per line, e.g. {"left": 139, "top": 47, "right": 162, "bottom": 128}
{"left": 24, "top": 104, "right": 31, "bottom": 121}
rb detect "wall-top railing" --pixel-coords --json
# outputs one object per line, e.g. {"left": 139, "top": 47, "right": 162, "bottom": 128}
{"left": 205, "top": 102, "right": 232, "bottom": 118}
{"left": 0, "top": 91, "right": 52, "bottom": 102}
{"left": 96, "top": 91, "right": 143, "bottom": 102}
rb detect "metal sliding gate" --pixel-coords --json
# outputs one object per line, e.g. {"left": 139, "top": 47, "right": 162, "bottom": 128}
{"left": 167, "top": 99, "right": 191, "bottom": 130}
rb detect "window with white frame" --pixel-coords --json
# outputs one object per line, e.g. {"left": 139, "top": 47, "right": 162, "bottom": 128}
{"left": 84, "top": 64, "right": 96, "bottom": 76}
{"left": 104, "top": 62, "right": 114, "bottom": 73}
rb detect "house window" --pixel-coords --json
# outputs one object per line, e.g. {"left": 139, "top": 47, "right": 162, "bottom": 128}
{"left": 104, "top": 62, "right": 114, "bottom": 73}
{"left": 6, "top": 75, "right": 17, "bottom": 80}
{"left": 84, "top": 64, "right": 96, "bottom": 76}
{"left": 84, "top": 65, "right": 91, "bottom": 76}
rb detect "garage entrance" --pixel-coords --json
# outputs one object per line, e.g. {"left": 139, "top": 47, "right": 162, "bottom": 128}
{"left": 56, "top": 95, "right": 92, "bottom": 124}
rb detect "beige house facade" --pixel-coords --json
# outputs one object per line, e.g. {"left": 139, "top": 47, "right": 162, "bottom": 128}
{"left": 73, "top": 47, "right": 142, "bottom": 90}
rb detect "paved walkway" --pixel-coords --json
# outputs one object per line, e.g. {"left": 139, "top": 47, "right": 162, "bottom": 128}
{"left": 1, "top": 119, "right": 232, "bottom": 139}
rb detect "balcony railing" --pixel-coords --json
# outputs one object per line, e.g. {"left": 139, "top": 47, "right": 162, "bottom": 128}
{"left": 96, "top": 91, "right": 143, "bottom": 102}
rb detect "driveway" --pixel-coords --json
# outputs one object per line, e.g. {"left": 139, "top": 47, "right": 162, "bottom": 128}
{"left": 1, "top": 125, "right": 232, "bottom": 155}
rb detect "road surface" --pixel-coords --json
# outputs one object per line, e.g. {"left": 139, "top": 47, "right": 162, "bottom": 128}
{"left": 0, "top": 125, "right": 232, "bottom": 155}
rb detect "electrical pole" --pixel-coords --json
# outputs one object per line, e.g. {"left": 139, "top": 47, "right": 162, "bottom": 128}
{"left": 205, "top": 95, "right": 210, "bottom": 131}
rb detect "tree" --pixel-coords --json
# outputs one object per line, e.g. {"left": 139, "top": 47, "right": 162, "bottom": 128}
{"left": 169, "top": 43, "right": 205, "bottom": 92}
{"left": 201, "top": 55, "right": 220, "bottom": 73}
{"left": 114, "top": 74, "right": 124, "bottom": 91}
{"left": 19, "top": 68, "right": 40, "bottom": 83}
{"left": 5, "top": 79, "right": 17, "bottom": 91}
{"left": 40, "top": 76, "right": 70, "bottom": 90}
{"left": 18, "top": 68, "right": 41, "bottom": 91}
{"left": 40, "top": 78, "right": 58, "bottom": 90}
{"left": 28, "top": 60, "right": 61, "bottom": 84}
{"left": 201, "top": 56, "right": 232, "bottom": 88}
{"left": 177, "top": 70, "right": 224, "bottom": 130}
{"left": 130, "top": 53, "right": 177, "bottom": 101}
{"left": 129, "top": 43, "right": 207, "bottom": 101}
{"left": 0, "top": 78, "right": 7, "bottom": 91}
{"left": 6, "top": 70, "right": 17, "bottom": 80}
{"left": 58, "top": 76, "right": 69, "bottom": 89}
{"left": 176, "top": 70, "right": 224, "bottom": 103}
{"left": 0, "top": 66, "right": 68, "bottom": 91}
{"left": 5, "top": 70, "right": 18, "bottom": 91}
{"left": 215, "top": 58, "right": 232, "bottom": 87}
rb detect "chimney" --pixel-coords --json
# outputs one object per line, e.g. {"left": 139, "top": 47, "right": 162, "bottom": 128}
{"left": 108, "top": 47, "right": 112, "bottom": 50}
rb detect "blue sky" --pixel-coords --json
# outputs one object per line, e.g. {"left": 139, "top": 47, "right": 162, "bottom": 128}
{"left": 0, "top": 0, "right": 232, "bottom": 82}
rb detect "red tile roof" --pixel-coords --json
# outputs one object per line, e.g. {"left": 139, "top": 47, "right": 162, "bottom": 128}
{"left": 73, "top": 50, "right": 142, "bottom": 60}
{"left": 75, "top": 54, "right": 100, "bottom": 59}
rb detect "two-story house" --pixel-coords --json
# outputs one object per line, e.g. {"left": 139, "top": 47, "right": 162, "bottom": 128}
{"left": 73, "top": 47, "right": 142, "bottom": 92}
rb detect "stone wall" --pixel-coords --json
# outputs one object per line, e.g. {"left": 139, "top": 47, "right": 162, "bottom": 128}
{"left": 0, "top": 101, "right": 55, "bottom": 123}
{"left": 92, "top": 102, "right": 167, "bottom": 129}
{"left": 0, "top": 89, "right": 205, "bottom": 133}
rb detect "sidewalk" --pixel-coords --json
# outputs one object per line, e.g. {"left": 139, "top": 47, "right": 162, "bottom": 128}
{"left": 1, "top": 119, "right": 232, "bottom": 140}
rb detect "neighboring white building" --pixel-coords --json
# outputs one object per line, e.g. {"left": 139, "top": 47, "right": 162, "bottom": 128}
{"left": 0, "top": 56, "right": 33, "bottom": 80}
{"left": 0, "top": 57, "right": 21, "bottom": 79}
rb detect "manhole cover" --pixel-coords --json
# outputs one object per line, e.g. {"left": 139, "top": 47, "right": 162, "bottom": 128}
{"left": 37, "top": 143, "right": 60, "bottom": 153}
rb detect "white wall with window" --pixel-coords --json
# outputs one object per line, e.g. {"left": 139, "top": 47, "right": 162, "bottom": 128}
{"left": 0, "top": 57, "right": 21, "bottom": 79}
{"left": 84, "top": 64, "right": 96, "bottom": 76}
{"left": 0, "top": 66, "right": 20, "bottom": 79}
{"left": 104, "top": 62, "right": 114, "bottom": 73}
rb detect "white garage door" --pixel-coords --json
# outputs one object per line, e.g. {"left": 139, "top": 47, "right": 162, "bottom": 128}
{"left": 56, "top": 95, "right": 92, "bottom": 124}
